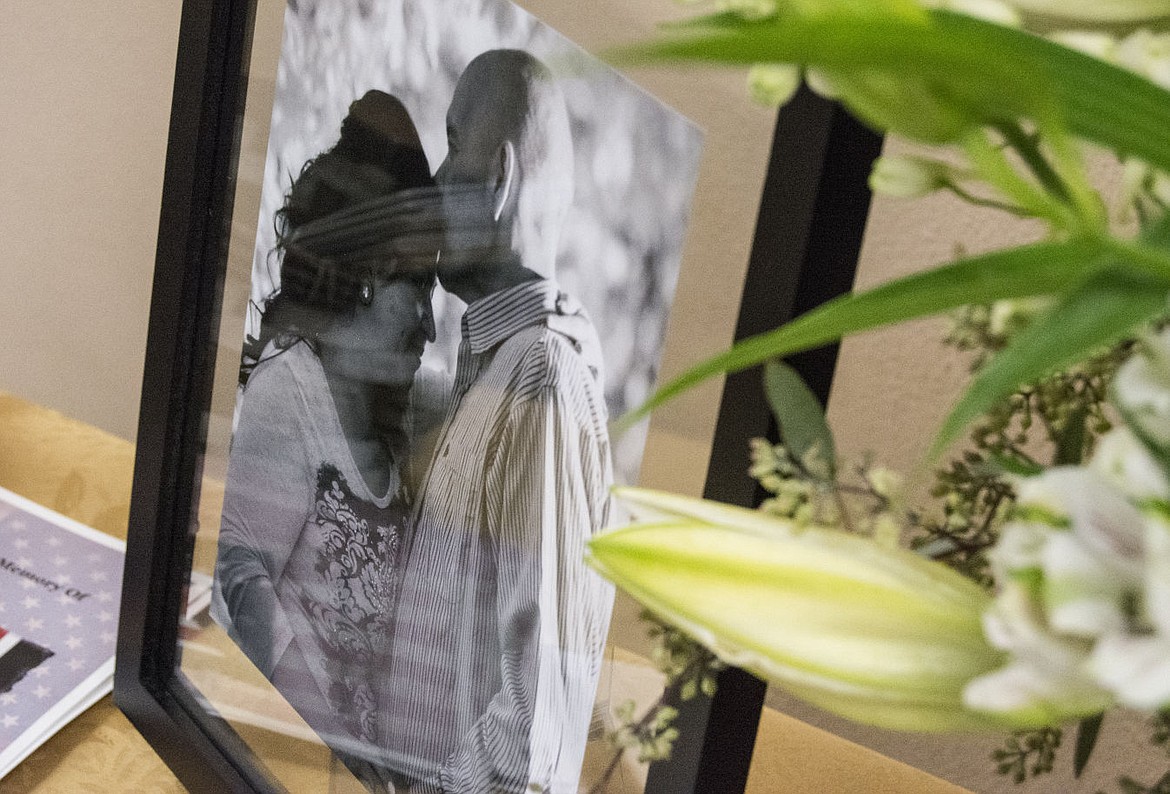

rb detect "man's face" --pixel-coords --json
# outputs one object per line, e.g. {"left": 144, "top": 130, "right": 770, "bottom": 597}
{"left": 433, "top": 66, "right": 520, "bottom": 286}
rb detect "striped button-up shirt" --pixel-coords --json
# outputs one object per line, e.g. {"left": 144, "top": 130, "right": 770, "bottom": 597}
{"left": 382, "top": 279, "right": 615, "bottom": 793}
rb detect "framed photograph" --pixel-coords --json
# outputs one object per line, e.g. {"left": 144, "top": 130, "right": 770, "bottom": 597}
{"left": 114, "top": 0, "right": 879, "bottom": 792}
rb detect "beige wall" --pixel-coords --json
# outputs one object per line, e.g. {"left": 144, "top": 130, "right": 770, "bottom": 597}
{"left": 0, "top": 1, "right": 181, "bottom": 441}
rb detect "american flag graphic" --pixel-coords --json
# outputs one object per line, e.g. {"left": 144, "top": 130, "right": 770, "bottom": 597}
{"left": 0, "top": 487, "right": 123, "bottom": 764}
{"left": 0, "top": 629, "right": 52, "bottom": 696}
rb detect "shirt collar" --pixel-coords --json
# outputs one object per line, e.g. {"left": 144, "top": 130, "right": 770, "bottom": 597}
{"left": 461, "top": 278, "right": 559, "bottom": 355}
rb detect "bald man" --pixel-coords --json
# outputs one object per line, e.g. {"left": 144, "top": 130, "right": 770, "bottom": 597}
{"left": 380, "top": 50, "right": 614, "bottom": 793}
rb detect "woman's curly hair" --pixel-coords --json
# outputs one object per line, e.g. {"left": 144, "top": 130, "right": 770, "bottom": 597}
{"left": 241, "top": 91, "right": 433, "bottom": 384}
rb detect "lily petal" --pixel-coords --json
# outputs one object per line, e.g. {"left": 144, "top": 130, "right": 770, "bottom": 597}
{"left": 1042, "top": 533, "right": 1129, "bottom": 638}
{"left": 1088, "top": 634, "right": 1170, "bottom": 710}
{"left": 965, "top": 584, "right": 1112, "bottom": 724}
{"left": 612, "top": 486, "right": 796, "bottom": 537}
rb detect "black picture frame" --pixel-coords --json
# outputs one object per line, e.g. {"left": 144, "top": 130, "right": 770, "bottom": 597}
{"left": 113, "top": 1, "right": 882, "bottom": 791}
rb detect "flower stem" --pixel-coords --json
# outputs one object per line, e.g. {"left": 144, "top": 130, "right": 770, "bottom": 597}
{"left": 944, "top": 182, "right": 1029, "bottom": 215}
{"left": 996, "top": 122, "right": 1071, "bottom": 205}
{"left": 962, "top": 129, "right": 1078, "bottom": 230}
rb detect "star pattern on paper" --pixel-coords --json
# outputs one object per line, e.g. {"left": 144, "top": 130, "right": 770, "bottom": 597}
{"left": 0, "top": 490, "right": 125, "bottom": 742}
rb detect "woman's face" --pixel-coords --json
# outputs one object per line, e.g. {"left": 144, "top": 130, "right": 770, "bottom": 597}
{"left": 322, "top": 272, "right": 436, "bottom": 388}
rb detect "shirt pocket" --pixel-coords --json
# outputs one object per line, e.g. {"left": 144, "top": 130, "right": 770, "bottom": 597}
{"left": 416, "top": 438, "right": 486, "bottom": 602}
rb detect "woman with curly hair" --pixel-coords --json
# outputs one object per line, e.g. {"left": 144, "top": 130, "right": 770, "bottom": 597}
{"left": 214, "top": 89, "right": 441, "bottom": 785}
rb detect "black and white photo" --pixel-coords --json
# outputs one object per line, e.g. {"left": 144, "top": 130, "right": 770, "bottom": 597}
{"left": 211, "top": 1, "right": 703, "bottom": 791}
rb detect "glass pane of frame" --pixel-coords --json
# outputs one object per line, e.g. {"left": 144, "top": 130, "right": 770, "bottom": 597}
{"left": 171, "top": 0, "right": 779, "bottom": 791}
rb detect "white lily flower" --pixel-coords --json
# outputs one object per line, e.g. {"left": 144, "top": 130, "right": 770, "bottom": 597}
{"left": 1090, "top": 426, "right": 1170, "bottom": 503}
{"left": 1041, "top": 532, "right": 1130, "bottom": 637}
{"left": 1087, "top": 633, "right": 1170, "bottom": 710}
{"left": 1049, "top": 30, "right": 1118, "bottom": 60}
{"left": 990, "top": 519, "right": 1056, "bottom": 575}
{"left": 972, "top": 462, "right": 1160, "bottom": 722}
{"left": 919, "top": 0, "right": 1022, "bottom": 23}
{"left": 1086, "top": 513, "right": 1170, "bottom": 710}
{"left": 1115, "top": 330, "right": 1170, "bottom": 452}
{"left": 1145, "top": 511, "right": 1170, "bottom": 635}
{"left": 1017, "top": 468, "right": 1146, "bottom": 579}
{"left": 964, "top": 583, "right": 1113, "bottom": 724}
{"left": 1116, "top": 29, "right": 1170, "bottom": 90}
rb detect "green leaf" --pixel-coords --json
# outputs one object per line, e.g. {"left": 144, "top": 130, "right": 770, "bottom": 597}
{"left": 1073, "top": 713, "right": 1104, "bottom": 778}
{"left": 618, "top": 239, "right": 1106, "bottom": 429}
{"left": 764, "top": 360, "right": 835, "bottom": 477}
{"left": 611, "top": 10, "right": 1170, "bottom": 172}
{"left": 930, "top": 268, "right": 1168, "bottom": 460}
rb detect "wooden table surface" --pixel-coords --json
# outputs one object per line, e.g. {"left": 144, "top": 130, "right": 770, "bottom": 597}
{"left": 0, "top": 392, "right": 965, "bottom": 793}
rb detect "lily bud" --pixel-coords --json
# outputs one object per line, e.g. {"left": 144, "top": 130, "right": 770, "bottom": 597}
{"left": 587, "top": 488, "right": 1008, "bottom": 732}
{"left": 747, "top": 64, "right": 803, "bottom": 107}
{"left": 869, "top": 154, "right": 953, "bottom": 198}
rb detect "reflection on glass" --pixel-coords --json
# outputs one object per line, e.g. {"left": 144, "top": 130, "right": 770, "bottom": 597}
{"left": 175, "top": 0, "right": 702, "bottom": 790}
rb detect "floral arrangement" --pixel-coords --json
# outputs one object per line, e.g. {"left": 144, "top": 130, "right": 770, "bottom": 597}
{"left": 584, "top": 0, "right": 1170, "bottom": 789}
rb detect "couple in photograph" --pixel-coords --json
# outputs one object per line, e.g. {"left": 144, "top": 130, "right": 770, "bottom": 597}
{"left": 214, "top": 49, "right": 615, "bottom": 794}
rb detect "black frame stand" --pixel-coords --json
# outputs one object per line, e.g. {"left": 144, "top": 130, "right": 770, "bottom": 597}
{"left": 644, "top": 85, "right": 883, "bottom": 794}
